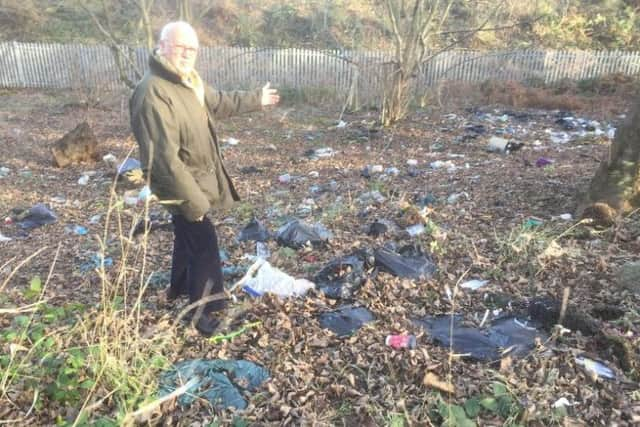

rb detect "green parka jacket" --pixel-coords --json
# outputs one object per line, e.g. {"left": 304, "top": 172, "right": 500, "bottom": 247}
{"left": 130, "top": 52, "right": 261, "bottom": 221}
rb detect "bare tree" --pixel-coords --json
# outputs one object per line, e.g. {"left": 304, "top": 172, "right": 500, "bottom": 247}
{"left": 81, "top": 0, "right": 155, "bottom": 89}
{"left": 380, "top": 0, "right": 505, "bottom": 126}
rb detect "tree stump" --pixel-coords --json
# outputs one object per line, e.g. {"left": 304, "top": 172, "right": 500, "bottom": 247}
{"left": 52, "top": 122, "right": 99, "bottom": 168}
{"left": 580, "top": 99, "right": 640, "bottom": 225}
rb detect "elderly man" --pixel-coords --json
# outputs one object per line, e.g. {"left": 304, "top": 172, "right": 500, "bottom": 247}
{"left": 130, "top": 21, "right": 279, "bottom": 336}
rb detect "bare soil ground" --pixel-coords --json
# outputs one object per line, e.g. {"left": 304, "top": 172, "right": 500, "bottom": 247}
{"left": 0, "top": 89, "right": 639, "bottom": 426}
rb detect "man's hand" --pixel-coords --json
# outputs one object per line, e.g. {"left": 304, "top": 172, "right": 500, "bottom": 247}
{"left": 261, "top": 82, "right": 280, "bottom": 107}
{"left": 195, "top": 215, "right": 204, "bottom": 222}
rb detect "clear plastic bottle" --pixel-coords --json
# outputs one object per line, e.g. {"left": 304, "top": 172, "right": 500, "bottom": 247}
{"left": 385, "top": 334, "right": 417, "bottom": 349}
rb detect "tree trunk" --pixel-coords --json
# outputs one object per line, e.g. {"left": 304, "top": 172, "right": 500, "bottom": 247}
{"left": 581, "top": 99, "right": 640, "bottom": 224}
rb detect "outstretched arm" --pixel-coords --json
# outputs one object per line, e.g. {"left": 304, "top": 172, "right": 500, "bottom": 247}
{"left": 204, "top": 82, "right": 280, "bottom": 120}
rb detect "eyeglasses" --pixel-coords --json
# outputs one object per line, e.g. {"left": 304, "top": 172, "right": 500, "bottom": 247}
{"left": 170, "top": 44, "right": 198, "bottom": 55}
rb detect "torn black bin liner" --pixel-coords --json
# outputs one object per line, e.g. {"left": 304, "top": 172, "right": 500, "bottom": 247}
{"left": 368, "top": 219, "right": 389, "bottom": 237}
{"left": 319, "top": 305, "right": 375, "bottom": 337}
{"left": 158, "top": 359, "right": 269, "bottom": 410}
{"left": 238, "top": 218, "right": 271, "bottom": 242}
{"left": 16, "top": 204, "right": 57, "bottom": 230}
{"left": 374, "top": 244, "right": 436, "bottom": 279}
{"left": 276, "top": 219, "right": 331, "bottom": 249}
{"left": 314, "top": 256, "right": 366, "bottom": 299}
{"left": 415, "top": 315, "right": 547, "bottom": 361}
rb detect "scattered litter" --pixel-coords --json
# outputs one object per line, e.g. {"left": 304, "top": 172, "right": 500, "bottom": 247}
{"left": 547, "top": 130, "right": 571, "bottom": 144}
{"left": 368, "top": 219, "right": 390, "bottom": 237}
{"left": 314, "top": 255, "right": 366, "bottom": 299}
{"left": 117, "top": 158, "right": 142, "bottom": 176}
{"left": 308, "top": 171, "right": 320, "bottom": 178}
{"left": 536, "top": 157, "right": 553, "bottom": 167}
{"left": 552, "top": 398, "right": 574, "bottom": 409}
{"left": 243, "top": 259, "right": 314, "bottom": 297}
{"left": 15, "top": 204, "right": 57, "bottom": 230}
{"left": 386, "top": 334, "right": 417, "bottom": 349}
{"left": 415, "top": 315, "right": 547, "bottom": 361}
{"left": 19, "top": 170, "right": 32, "bottom": 178}
{"left": 407, "top": 159, "right": 418, "bottom": 166}
{"left": 384, "top": 167, "right": 400, "bottom": 176}
{"left": 278, "top": 173, "right": 291, "bottom": 184}
{"left": 223, "top": 137, "right": 239, "bottom": 146}
{"left": 238, "top": 219, "right": 271, "bottom": 242}
{"left": 138, "top": 186, "right": 152, "bottom": 202}
{"left": 0, "top": 232, "right": 11, "bottom": 242}
{"left": 430, "top": 160, "right": 457, "bottom": 171}
{"left": 69, "top": 225, "right": 88, "bottom": 235}
{"left": 123, "top": 190, "right": 139, "bottom": 206}
{"left": 159, "top": 359, "right": 269, "bottom": 410}
{"left": 559, "top": 213, "right": 573, "bottom": 221}
{"left": 102, "top": 153, "right": 117, "bottom": 165}
{"left": 406, "top": 224, "right": 425, "bottom": 236}
{"left": 374, "top": 244, "right": 436, "bottom": 279}
{"left": 147, "top": 270, "right": 171, "bottom": 288}
{"left": 486, "top": 137, "right": 523, "bottom": 154}
{"left": 358, "top": 190, "right": 386, "bottom": 205}
{"left": 460, "top": 279, "right": 489, "bottom": 290}
{"left": 240, "top": 166, "right": 262, "bottom": 175}
{"left": 276, "top": 219, "right": 331, "bottom": 249}
{"left": 417, "top": 194, "right": 437, "bottom": 207}
{"left": 79, "top": 253, "right": 113, "bottom": 273}
{"left": 256, "top": 242, "right": 270, "bottom": 260}
{"left": 133, "top": 212, "right": 173, "bottom": 236}
{"left": 210, "top": 321, "right": 262, "bottom": 344}
{"left": 77, "top": 174, "right": 90, "bottom": 186}
{"left": 50, "top": 196, "right": 66, "bottom": 205}
{"left": 0, "top": 167, "right": 11, "bottom": 178}
{"left": 319, "top": 305, "right": 376, "bottom": 337}
{"left": 306, "top": 147, "right": 337, "bottom": 160}
{"left": 524, "top": 218, "right": 543, "bottom": 228}
{"left": 575, "top": 356, "right": 616, "bottom": 380}
{"left": 335, "top": 120, "right": 347, "bottom": 129}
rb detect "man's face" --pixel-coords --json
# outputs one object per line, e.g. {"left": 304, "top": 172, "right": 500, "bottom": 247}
{"left": 160, "top": 27, "right": 199, "bottom": 75}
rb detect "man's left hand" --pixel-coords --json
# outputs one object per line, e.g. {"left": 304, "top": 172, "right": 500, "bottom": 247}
{"left": 261, "top": 82, "right": 280, "bottom": 106}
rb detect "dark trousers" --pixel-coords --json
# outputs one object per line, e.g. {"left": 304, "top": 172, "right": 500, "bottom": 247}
{"left": 170, "top": 214, "right": 226, "bottom": 315}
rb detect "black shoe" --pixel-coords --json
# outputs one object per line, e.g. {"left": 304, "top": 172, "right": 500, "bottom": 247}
{"left": 193, "top": 315, "right": 220, "bottom": 337}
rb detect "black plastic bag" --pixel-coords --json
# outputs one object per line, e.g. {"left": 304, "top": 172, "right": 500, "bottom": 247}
{"left": 314, "top": 256, "right": 366, "bottom": 299}
{"left": 319, "top": 305, "right": 375, "bottom": 337}
{"left": 374, "top": 244, "right": 436, "bottom": 279}
{"left": 276, "top": 219, "right": 331, "bottom": 249}
{"left": 238, "top": 218, "right": 271, "bottom": 242}
{"left": 16, "top": 204, "right": 57, "bottom": 230}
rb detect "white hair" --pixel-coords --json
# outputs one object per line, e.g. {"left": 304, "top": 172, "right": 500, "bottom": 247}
{"left": 159, "top": 21, "right": 197, "bottom": 42}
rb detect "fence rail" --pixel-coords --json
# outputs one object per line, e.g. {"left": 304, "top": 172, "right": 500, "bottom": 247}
{"left": 2, "top": 42, "right": 640, "bottom": 103}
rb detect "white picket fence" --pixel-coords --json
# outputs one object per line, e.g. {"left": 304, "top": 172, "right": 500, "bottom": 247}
{"left": 2, "top": 42, "right": 640, "bottom": 103}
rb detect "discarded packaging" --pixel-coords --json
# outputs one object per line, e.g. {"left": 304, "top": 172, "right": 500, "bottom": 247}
{"left": 406, "top": 224, "right": 425, "bottom": 236}
{"left": 386, "top": 334, "right": 417, "bottom": 349}
{"left": 0, "top": 167, "right": 11, "bottom": 178}
{"left": 0, "top": 232, "right": 11, "bottom": 242}
{"left": 358, "top": 190, "right": 386, "bottom": 205}
{"left": 368, "top": 219, "right": 390, "bottom": 237}
{"left": 575, "top": 356, "right": 616, "bottom": 380}
{"left": 117, "top": 158, "right": 142, "bottom": 176}
{"left": 238, "top": 219, "right": 271, "bottom": 242}
{"left": 536, "top": 157, "right": 553, "bottom": 167}
{"left": 306, "top": 147, "right": 337, "bottom": 160}
{"left": 16, "top": 204, "right": 57, "bottom": 230}
{"left": 159, "top": 359, "right": 269, "bottom": 410}
{"left": 276, "top": 219, "right": 331, "bottom": 249}
{"left": 243, "top": 259, "right": 314, "bottom": 298}
{"left": 415, "top": 315, "right": 547, "bottom": 361}
{"left": 460, "top": 279, "right": 489, "bottom": 290}
{"left": 319, "top": 305, "right": 376, "bottom": 337}
{"left": 314, "top": 255, "right": 366, "bottom": 299}
{"left": 374, "top": 244, "right": 436, "bottom": 279}
{"left": 77, "top": 175, "right": 89, "bottom": 186}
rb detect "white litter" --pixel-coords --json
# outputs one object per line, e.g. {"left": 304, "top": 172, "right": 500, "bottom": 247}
{"left": 486, "top": 137, "right": 509, "bottom": 153}
{"left": 406, "top": 224, "right": 425, "bottom": 236}
{"left": 335, "top": 120, "right": 347, "bottom": 128}
{"left": 225, "top": 137, "right": 239, "bottom": 146}
{"left": 559, "top": 213, "right": 573, "bottom": 221}
{"left": 460, "top": 279, "right": 489, "bottom": 290}
{"left": 447, "top": 192, "right": 468, "bottom": 204}
{"left": 77, "top": 175, "right": 89, "bottom": 186}
{"left": 0, "top": 167, "right": 11, "bottom": 178}
{"left": 575, "top": 356, "right": 616, "bottom": 380}
{"left": 0, "top": 232, "right": 11, "bottom": 242}
{"left": 407, "top": 159, "right": 418, "bottom": 166}
{"left": 430, "top": 160, "right": 457, "bottom": 172}
{"left": 102, "top": 153, "right": 117, "bottom": 165}
{"left": 552, "top": 398, "right": 574, "bottom": 409}
{"left": 243, "top": 259, "right": 314, "bottom": 298}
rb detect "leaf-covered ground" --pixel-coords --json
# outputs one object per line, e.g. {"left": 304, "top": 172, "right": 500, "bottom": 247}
{"left": 0, "top": 89, "right": 639, "bottom": 426}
